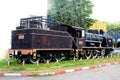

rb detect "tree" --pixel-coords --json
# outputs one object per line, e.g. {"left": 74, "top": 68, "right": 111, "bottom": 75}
{"left": 107, "top": 22, "right": 120, "bottom": 34}
{"left": 47, "top": 0, "right": 95, "bottom": 28}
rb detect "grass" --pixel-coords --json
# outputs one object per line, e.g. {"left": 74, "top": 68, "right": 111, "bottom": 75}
{"left": 0, "top": 55, "right": 120, "bottom": 74}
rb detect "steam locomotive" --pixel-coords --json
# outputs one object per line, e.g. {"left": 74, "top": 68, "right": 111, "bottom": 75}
{"left": 9, "top": 16, "right": 113, "bottom": 63}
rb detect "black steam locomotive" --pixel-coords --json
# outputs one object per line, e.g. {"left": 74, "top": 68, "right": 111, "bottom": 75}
{"left": 9, "top": 16, "right": 113, "bottom": 63}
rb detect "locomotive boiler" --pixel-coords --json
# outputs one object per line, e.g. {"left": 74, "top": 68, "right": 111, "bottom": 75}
{"left": 9, "top": 16, "right": 113, "bottom": 63}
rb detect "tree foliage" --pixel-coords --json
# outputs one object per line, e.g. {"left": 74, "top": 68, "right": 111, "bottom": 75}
{"left": 47, "top": 0, "right": 95, "bottom": 28}
{"left": 107, "top": 22, "right": 120, "bottom": 34}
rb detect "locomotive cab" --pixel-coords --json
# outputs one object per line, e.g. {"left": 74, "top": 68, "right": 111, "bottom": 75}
{"left": 67, "top": 26, "right": 85, "bottom": 49}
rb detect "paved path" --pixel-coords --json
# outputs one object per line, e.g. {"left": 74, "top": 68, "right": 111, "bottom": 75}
{"left": 1, "top": 64, "right": 120, "bottom": 80}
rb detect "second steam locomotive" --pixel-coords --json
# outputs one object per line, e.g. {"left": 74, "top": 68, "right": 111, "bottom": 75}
{"left": 9, "top": 16, "right": 113, "bottom": 63}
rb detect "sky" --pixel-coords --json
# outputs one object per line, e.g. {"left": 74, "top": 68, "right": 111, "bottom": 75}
{"left": 0, "top": 0, "right": 47, "bottom": 49}
{"left": 91, "top": 0, "right": 120, "bottom": 22}
{"left": 0, "top": 0, "right": 120, "bottom": 49}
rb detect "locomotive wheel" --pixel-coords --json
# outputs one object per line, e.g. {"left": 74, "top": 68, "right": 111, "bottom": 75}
{"left": 43, "top": 53, "right": 52, "bottom": 63}
{"left": 77, "top": 51, "right": 84, "bottom": 60}
{"left": 30, "top": 58, "right": 40, "bottom": 64}
{"left": 55, "top": 53, "right": 62, "bottom": 62}
{"left": 16, "top": 58, "right": 22, "bottom": 64}
{"left": 104, "top": 49, "right": 111, "bottom": 58}
{"left": 76, "top": 53, "right": 83, "bottom": 60}
{"left": 30, "top": 53, "right": 41, "bottom": 64}
{"left": 65, "top": 53, "right": 70, "bottom": 60}
{"left": 85, "top": 51, "right": 92, "bottom": 59}
{"left": 92, "top": 51, "right": 98, "bottom": 59}
{"left": 43, "top": 58, "right": 52, "bottom": 63}
{"left": 101, "top": 49, "right": 105, "bottom": 57}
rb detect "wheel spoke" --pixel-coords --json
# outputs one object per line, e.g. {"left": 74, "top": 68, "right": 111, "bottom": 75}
{"left": 101, "top": 49, "right": 105, "bottom": 57}
{"left": 30, "top": 58, "right": 40, "bottom": 64}
{"left": 43, "top": 58, "right": 52, "bottom": 63}
{"left": 55, "top": 53, "right": 62, "bottom": 62}
{"left": 85, "top": 51, "right": 92, "bottom": 59}
{"left": 77, "top": 53, "right": 82, "bottom": 60}
{"left": 43, "top": 53, "right": 53, "bottom": 63}
{"left": 92, "top": 51, "right": 98, "bottom": 59}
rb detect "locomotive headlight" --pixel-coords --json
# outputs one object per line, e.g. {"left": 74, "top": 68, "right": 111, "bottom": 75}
{"left": 109, "top": 39, "right": 112, "bottom": 43}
